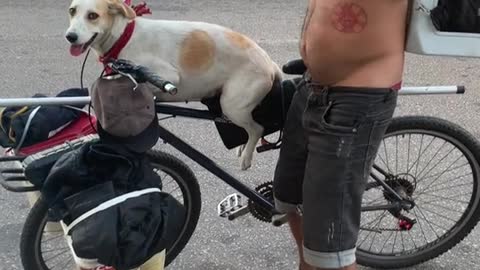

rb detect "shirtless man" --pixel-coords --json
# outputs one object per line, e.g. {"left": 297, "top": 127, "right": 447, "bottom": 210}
{"left": 273, "top": 1, "right": 409, "bottom": 269}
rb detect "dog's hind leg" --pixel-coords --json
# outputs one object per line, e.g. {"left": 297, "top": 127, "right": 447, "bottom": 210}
{"left": 226, "top": 109, "right": 263, "bottom": 170}
{"left": 221, "top": 74, "right": 273, "bottom": 170}
{"left": 236, "top": 144, "right": 245, "bottom": 157}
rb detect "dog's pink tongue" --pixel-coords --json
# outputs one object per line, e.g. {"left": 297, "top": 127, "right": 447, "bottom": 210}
{"left": 70, "top": 45, "right": 84, "bottom": 56}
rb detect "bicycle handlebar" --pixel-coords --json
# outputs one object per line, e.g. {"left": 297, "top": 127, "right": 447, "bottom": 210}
{"left": 107, "top": 59, "right": 178, "bottom": 95}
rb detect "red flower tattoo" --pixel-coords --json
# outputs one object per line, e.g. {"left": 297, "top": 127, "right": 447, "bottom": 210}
{"left": 331, "top": 3, "right": 368, "bottom": 33}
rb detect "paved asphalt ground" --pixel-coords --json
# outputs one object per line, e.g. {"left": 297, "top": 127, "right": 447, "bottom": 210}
{"left": 2, "top": 0, "right": 480, "bottom": 269}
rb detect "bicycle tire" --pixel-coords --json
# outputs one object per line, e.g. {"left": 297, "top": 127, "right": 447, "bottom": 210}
{"left": 357, "top": 116, "right": 480, "bottom": 269}
{"left": 20, "top": 150, "right": 201, "bottom": 270}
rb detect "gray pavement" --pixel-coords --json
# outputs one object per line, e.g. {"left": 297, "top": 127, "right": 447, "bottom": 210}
{"left": 1, "top": 0, "right": 480, "bottom": 269}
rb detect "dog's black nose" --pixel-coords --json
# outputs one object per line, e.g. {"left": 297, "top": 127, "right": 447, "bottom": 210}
{"left": 66, "top": 32, "right": 78, "bottom": 43}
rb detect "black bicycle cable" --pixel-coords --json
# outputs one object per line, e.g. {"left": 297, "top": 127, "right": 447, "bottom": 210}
{"left": 79, "top": 48, "right": 98, "bottom": 133}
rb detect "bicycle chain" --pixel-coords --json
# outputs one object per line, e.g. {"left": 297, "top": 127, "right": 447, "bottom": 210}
{"left": 361, "top": 227, "right": 404, "bottom": 232}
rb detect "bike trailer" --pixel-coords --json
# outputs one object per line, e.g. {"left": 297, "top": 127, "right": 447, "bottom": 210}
{"left": 406, "top": 0, "right": 480, "bottom": 57}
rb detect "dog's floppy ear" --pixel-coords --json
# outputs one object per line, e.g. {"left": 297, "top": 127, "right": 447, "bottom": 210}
{"left": 108, "top": 0, "right": 136, "bottom": 20}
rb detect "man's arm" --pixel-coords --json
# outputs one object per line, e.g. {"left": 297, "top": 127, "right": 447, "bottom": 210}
{"left": 299, "top": 0, "right": 316, "bottom": 60}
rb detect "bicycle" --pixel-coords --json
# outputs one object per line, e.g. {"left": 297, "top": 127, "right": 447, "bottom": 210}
{"left": 1, "top": 59, "right": 479, "bottom": 269}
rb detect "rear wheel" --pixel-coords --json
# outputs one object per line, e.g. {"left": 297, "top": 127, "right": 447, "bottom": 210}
{"left": 357, "top": 116, "right": 480, "bottom": 268}
{"left": 20, "top": 150, "right": 201, "bottom": 270}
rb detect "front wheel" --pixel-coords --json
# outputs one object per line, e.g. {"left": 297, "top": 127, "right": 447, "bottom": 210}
{"left": 357, "top": 116, "right": 480, "bottom": 268}
{"left": 20, "top": 150, "right": 201, "bottom": 270}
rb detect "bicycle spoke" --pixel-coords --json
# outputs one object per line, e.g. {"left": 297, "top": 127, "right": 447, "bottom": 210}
{"left": 415, "top": 206, "right": 441, "bottom": 239}
{"left": 44, "top": 248, "right": 71, "bottom": 263}
{"left": 417, "top": 161, "right": 470, "bottom": 198}
{"left": 413, "top": 135, "right": 426, "bottom": 178}
{"left": 43, "top": 230, "right": 63, "bottom": 234}
{"left": 412, "top": 208, "right": 428, "bottom": 245}
{"left": 406, "top": 135, "right": 437, "bottom": 177}
{"left": 416, "top": 205, "right": 450, "bottom": 232}
{"left": 42, "top": 246, "right": 70, "bottom": 254}
{"left": 395, "top": 135, "right": 399, "bottom": 173}
{"left": 42, "top": 233, "right": 65, "bottom": 244}
{"left": 417, "top": 191, "right": 471, "bottom": 204}
{"left": 163, "top": 178, "right": 175, "bottom": 187}
{"left": 382, "top": 139, "right": 392, "bottom": 173}
{"left": 407, "top": 226, "right": 419, "bottom": 250}
{"left": 167, "top": 185, "right": 181, "bottom": 194}
{"left": 419, "top": 181, "right": 472, "bottom": 195}
{"left": 400, "top": 228, "right": 406, "bottom": 252}
{"left": 417, "top": 191, "right": 472, "bottom": 205}
{"left": 359, "top": 210, "right": 388, "bottom": 247}
{"left": 363, "top": 196, "right": 386, "bottom": 206}
{"left": 416, "top": 198, "right": 466, "bottom": 214}
{"left": 52, "top": 256, "right": 73, "bottom": 270}
{"left": 379, "top": 230, "right": 395, "bottom": 253}
{"left": 406, "top": 133, "right": 411, "bottom": 175}
{"left": 417, "top": 172, "right": 472, "bottom": 195}
{"left": 417, "top": 162, "right": 470, "bottom": 182}
{"left": 415, "top": 141, "right": 448, "bottom": 180}
{"left": 377, "top": 155, "right": 391, "bottom": 172}
{"left": 417, "top": 146, "right": 458, "bottom": 183}
{"left": 417, "top": 205, "right": 457, "bottom": 225}
{"left": 392, "top": 229, "right": 399, "bottom": 254}
{"left": 368, "top": 211, "right": 391, "bottom": 252}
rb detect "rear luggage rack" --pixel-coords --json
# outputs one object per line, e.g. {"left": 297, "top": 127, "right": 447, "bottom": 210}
{"left": 0, "top": 155, "right": 37, "bottom": 192}
{"left": 0, "top": 134, "right": 100, "bottom": 193}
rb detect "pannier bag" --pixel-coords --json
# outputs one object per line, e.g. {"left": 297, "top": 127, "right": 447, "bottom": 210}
{"left": 35, "top": 72, "right": 173, "bottom": 269}
{"left": 0, "top": 88, "right": 88, "bottom": 149}
{"left": 42, "top": 142, "right": 186, "bottom": 270}
{"left": 430, "top": 0, "right": 480, "bottom": 33}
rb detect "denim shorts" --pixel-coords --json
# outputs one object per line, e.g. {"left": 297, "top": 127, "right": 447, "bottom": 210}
{"left": 273, "top": 75, "right": 398, "bottom": 268}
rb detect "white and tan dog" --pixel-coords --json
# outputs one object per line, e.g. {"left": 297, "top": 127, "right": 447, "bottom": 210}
{"left": 65, "top": 0, "right": 282, "bottom": 170}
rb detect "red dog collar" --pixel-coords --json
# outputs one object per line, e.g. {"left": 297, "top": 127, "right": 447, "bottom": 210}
{"left": 99, "top": 20, "right": 135, "bottom": 66}
{"left": 99, "top": 1, "right": 152, "bottom": 74}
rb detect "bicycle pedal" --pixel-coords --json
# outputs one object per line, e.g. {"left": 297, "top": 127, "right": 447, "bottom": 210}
{"left": 217, "top": 193, "right": 245, "bottom": 218}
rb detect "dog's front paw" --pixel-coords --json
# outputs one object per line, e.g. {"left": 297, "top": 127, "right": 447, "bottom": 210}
{"left": 240, "top": 153, "right": 252, "bottom": 171}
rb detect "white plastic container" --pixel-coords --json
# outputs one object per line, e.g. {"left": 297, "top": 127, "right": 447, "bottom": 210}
{"left": 406, "top": 0, "right": 480, "bottom": 58}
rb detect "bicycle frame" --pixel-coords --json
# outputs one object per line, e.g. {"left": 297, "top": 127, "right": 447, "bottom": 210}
{"left": 153, "top": 104, "right": 412, "bottom": 215}
{"left": 0, "top": 84, "right": 465, "bottom": 220}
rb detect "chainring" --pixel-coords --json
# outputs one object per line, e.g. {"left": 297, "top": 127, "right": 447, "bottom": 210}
{"left": 248, "top": 181, "right": 274, "bottom": 223}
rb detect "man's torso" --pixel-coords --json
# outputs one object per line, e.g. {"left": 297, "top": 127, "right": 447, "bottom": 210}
{"left": 300, "top": 0, "right": 409, "bottom": 87}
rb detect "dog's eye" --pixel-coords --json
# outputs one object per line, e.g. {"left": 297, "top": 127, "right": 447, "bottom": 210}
{"left": 87, "top": 12, "right": 99, "bottom": 20}
{"left": 69, "top": 7, "right": 76, "bottom": 17}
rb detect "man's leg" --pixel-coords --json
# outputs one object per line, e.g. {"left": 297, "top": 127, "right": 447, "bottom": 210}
{"left": 288, "top": 210, "right": 359, "bottom": 270}
{"left": 287, "top": 212, "right": 311, "bottom": 270}
{"left": 299, "top": 85, "right": 397, "bottom": 270}
{"left": 273, "top": 79, "right": 310, "bottom": 269}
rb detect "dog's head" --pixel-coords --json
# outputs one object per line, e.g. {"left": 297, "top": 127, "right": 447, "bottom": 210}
{"left": 65, "top": 0, "right": 136, "bottom": 56}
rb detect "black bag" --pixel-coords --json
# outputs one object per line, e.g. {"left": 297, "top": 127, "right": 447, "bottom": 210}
{"left": 0, "top": 88, "right": 88, "bottom": 149}
{"left": 431, "top": 0, "right": 480, "bottom": 33}
{"left": 42, "top": 142, "right": 186, "bottom": 270}
{"left": 201, "top": 78, "right": 298, "bottom": 150}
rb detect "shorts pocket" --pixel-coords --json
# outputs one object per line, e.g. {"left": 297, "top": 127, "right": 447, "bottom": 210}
{"left": 320, "top": 101, "right": 365, "bottom": 135}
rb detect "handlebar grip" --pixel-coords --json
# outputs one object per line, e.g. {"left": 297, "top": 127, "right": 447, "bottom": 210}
{"left": 137, "top": 67, "right": 178, "bottom": 95}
